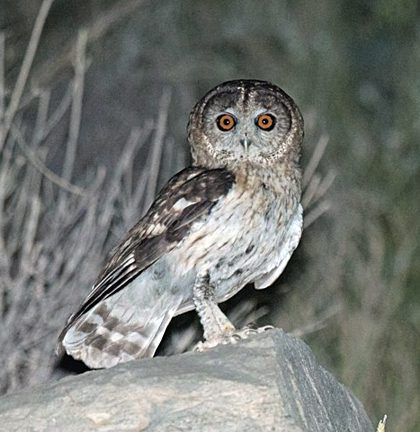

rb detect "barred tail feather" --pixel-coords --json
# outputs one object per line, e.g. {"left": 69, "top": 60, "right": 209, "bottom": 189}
{"left": 59, "top": 293, "right": 182, "bottom": 369}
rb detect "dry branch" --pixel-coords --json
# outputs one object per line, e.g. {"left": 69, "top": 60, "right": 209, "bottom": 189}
{"left": 0, "top": 0, "right": 54, "bottom": 150}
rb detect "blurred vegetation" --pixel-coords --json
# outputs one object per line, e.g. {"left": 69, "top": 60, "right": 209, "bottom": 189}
{"left": 1, "top": 1, "right": 420, "bottom": 430}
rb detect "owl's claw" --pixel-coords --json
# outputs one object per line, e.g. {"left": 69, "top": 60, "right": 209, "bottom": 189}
{"left": 193, "top": 324, "right": 274, "bottom": 352}
{"left": 239, "top": 324, "right": 274, "bottom": 335}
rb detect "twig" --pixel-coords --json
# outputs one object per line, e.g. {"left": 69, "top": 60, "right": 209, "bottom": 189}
{"left": 0, "top": 0, "right": 55, "bottom": 150}
{"left": 131, "top": 121, "right": 156, "bottom": 210}
{"left": 302, "top": 170, "right": 336, "bottom": 210}
{"left": 40, "top": 83, "right": 73, "bottom": 141}
{"left": 31, "top": 90, "right": 51, "bottom": 147}
{"left": 301, "top": 135, "right": 335, "bottom": 227}
{"left": 33, "top": 0, "right": 145, "bottom": 87}
{"left": 0, "top": 33, "right": 4, "bottom": 124}
{"left": 302, "top": 134, "right": 329, "bottom": 188}
{"left": 312, "top": 170, "right": 336, "bottom": 205}
{"left": 290, "top": 306, "right": 340, "bottom": 337}
{"left": 302, "top": 174, "right": 321, "bottom": 208}
{"left": 62, "top": 30, "right": 87, "bottom": 181}
{"left": 303, "top": 200, "right": 331, "bottom": 229}
{"left": 21, "top": 197, "right": 42, "bottom": 270}
{"left": 98, "top": 126, "right": 151, "bottom": 236}
{"left": 144, "top": 89, "right": 171, "bottom": 208}
{"left": 11, "top": 125, "right": 87, "bottom": 196}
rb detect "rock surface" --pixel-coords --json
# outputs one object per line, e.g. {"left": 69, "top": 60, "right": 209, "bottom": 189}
{"left": 0, "top": 329, "right": 373, "bottom": 432}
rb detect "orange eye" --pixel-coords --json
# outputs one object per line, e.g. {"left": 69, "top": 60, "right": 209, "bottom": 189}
{"left": 216, "top": 114, "right": 236, "bottom": 131}
{"left": 256, "top": 113, "right": 276, "bottom": 131}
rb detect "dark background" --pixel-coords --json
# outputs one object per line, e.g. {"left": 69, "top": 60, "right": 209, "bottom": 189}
{"left": 1, "top": 1, "right": 419, "bottom": 430}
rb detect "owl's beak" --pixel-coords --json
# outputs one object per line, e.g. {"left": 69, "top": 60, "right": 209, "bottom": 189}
{"left": 239, "top": 137, "right": 251, "bottom": 152}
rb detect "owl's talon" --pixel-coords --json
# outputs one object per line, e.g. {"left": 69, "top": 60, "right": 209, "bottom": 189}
{"left": 193, "top": 341, "right": 205, "bottom": 352}
{"left": 232, "top": 324, "right": 274, "bottom": 339}
{"left": 250, "top": 324, "right": 274, "bottom": 333}
{"left": 193, "top": 324, "right": 274, "bottom": 352}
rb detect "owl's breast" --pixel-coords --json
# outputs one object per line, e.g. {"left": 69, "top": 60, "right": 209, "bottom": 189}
{"left": 172, "top": 181, "right": 301, "bottom": 301}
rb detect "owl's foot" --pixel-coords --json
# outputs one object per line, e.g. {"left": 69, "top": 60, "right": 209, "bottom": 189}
{"left": 193, "top": 272, "right": 274, "bottom": 352}
{"left": 193, "top": 324, "right": 274, "bottom": 352}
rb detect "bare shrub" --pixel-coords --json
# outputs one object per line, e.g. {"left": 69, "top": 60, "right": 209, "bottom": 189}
{"left": 0, "top": 1, "right": 175, "bottom": 393}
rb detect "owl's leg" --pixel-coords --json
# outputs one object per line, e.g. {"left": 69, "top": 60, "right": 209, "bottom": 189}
{"left": 192, "top": 272, "right": 272, "bottom": 351}
{"left": 193, "top": 272, "right": 235, "bottom": 342}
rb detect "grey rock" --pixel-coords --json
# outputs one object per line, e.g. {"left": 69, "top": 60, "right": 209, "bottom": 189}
{"left": 0, "top": 329, "right": 373, "bottom": 432}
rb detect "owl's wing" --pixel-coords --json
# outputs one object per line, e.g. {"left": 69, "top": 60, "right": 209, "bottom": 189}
{"left": 254, "top": 204, "right": 303, "bottom": 289}
{"left": 58, "top": 166, "right": 235, "bottom": 367}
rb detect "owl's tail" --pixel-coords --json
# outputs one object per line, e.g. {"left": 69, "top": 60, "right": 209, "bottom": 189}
{"left": 58, "top": 291, "right": 182, "bottom": 369}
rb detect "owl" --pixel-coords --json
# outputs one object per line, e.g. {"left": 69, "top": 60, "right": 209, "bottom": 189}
{"left": 57, "top": 79, "right": 304, "bottom": 368}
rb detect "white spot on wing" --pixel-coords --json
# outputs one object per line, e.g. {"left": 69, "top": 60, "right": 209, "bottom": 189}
{"left": 172, "top": 197, "right": 194, "bottom": 211}
{"left": 147, "top": 223, "right": 166, "bottom": 236}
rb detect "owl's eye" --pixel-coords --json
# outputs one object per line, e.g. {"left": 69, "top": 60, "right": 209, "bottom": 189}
{"left": 216, "top": 114, "right": 236, "bottom": 131}
{"left": 256, "top": 113, "right": 276, "bottom": 131}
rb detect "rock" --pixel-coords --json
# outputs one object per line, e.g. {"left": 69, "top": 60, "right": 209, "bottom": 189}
{"left": 0, "top": 329, "right": 373, "bottom": 432}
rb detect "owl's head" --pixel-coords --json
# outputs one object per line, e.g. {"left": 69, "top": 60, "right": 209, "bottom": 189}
{"left": 188, "top": 80, "right": 303, "bottom": 169}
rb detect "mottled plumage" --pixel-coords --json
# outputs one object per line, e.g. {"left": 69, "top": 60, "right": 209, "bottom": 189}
{"left": 57, "top": 79, "right": 304, "bottom": 368}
